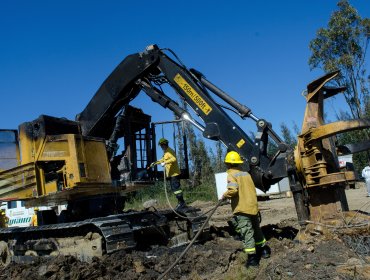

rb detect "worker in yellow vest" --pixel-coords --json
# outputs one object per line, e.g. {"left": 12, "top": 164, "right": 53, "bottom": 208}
{"left": 222, "top": 151, "right": 271, "bottom": 267}
{"left": 30, "top": 207, "right": 39, "bottom": 226}
{"left": 149, "top": 138, "right": 186, "bottom": 210}
{"left": 0, "top": 209, "right": 9, "bottom": 228}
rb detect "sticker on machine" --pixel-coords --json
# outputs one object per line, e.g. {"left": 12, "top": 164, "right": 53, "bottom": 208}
{"left": 236, "top": 138, "right": 245, "bottom": 148}
{"left": 174, "top": 73, "right": 213, "bottom": 115}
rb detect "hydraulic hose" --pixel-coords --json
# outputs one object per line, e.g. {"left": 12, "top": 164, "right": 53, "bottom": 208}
{"left": 157, "top": 198, "right": 224, "bottom": 280}
{"left": 163, "top": 172, "right": 216, "bottom": 219}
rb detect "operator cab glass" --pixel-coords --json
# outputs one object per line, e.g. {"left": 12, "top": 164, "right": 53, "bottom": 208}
{"left": 0, "top": 130, "right": 19, "bottom": 170}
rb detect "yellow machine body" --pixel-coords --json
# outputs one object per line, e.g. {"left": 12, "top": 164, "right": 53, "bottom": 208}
{"left": 0, "top": 118, "right": 115, "bottom": 207}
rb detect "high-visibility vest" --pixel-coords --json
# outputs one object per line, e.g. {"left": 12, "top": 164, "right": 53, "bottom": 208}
{"left": 223, "top": 168, "right": 258, "bottom": 215}
{"left": 30, "top": 214, "right": 38, "bottom": 226}
{"left": 157, "top": 147, "right": 180, "bottom": 177}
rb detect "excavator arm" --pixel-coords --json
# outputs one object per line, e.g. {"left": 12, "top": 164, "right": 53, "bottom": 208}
{"left": 77, "top": 45, "right": 290, "bottom": 192}
{"left": 77, "top": 45, "right": 370, "bottom": 226}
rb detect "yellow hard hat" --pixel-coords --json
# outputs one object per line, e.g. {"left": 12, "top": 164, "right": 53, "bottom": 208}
{"left": 158, "top": 138, "right": 169, "bottom": 145}
{"left": 224, "top": 151, "right": 244, "bottom": 164}
{"left": 34, "top": 207, "right": 39, "bottom": 211}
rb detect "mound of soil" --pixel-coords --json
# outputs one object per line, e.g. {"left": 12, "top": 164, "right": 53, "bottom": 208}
{"left": 257, "top": 228, "right": 370, "bottom": 280}
{"left": 1, "top": 220, "right": 368, "bottom": 280}
{"left": 0, "top": 237, "right": 241, "bottom": 280}
{"left": 1, "top": 187, "right": 369, "bottom": 280}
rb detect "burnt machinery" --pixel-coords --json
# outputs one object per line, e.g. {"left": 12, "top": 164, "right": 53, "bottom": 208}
{"left": 0, "top": 45, "right": 369, "bottom": 262}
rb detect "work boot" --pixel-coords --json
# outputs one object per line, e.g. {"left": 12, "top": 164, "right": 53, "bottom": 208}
{"left": 258, "top": 245, "right": 271, "bottom": 259}
{"left": 175, "top": 201, "right": 187, "bottom": 211}
{"left": 175, "top": 194, "right": 186, "bottom": 210}
{"left": 246, "top": 254, "right": 259, "bottom": 268}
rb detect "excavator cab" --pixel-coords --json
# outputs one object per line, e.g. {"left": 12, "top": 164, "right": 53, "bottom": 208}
{"left": 106, "top": 105, "right": 189, "bottom": 188}
{"left": 109, "top": 106, "right": 153, "bottom": 186}
{"left": 0, "top": 129, "right": 20, "bottom": 171}
{"left": 0, "top": 105, "right": 189, "bottom": 212}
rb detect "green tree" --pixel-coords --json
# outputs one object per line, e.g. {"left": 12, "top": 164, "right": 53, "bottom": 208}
{"left": 309, "top": 0, "right": 370, "bottom": 169}
{"left": 280, "top": 122, "right": 297, "bottom": 150}
{"left": 174, "top": 118, "right": 186, "bottom": 170}
{"left": 178, "top": 101, "right": 215, "bottom": 188}
{"left": 209, "top": 141, "right": 226, "bottom": 174}
{"left": 308, "top": 0, "right": 370, "bottom": 119}
{"left": 214, "top": 141, "right": 225, "bottom": 173}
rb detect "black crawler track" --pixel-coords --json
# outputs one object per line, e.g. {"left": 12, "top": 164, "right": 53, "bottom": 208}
{"left": 0, "top": 207, "right": 208, "bottom": 263}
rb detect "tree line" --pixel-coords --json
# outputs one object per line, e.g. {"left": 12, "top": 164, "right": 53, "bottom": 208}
{"left": 307, "top": 0, "right": 370, "bottom": 174}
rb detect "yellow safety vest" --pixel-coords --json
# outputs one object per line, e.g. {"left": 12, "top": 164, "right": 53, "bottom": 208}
{"left": 30, "top": 214, "right": 38, "bottom": 226}
{"left": 157, "top": 147, "right": 180, "bottom": 177}
{"left": 223, "top": 168, "right": 258, "bottom": 215}
{"left": 0, "top": 215, "right": 8, "bottom": 228}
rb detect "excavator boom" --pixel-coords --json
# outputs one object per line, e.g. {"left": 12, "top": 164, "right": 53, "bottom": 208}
{"left": 77, "top": 44, "right": 290, "bottom": 192}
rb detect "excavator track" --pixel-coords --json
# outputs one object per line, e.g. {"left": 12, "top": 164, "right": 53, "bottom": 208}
{"left": 0, "top": 207, "right": 208, "bottom": 264}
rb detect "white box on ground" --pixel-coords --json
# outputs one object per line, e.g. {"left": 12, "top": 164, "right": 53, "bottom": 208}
{"left": 338, "top": 154, "right": 353, "bottom": 168}
{"left": 215, "top": 172, "right": 289, "bottom": 198}
{"left": 215, "top": 172, "right": 228, "bottom": 199}
{"left": 277, "top": 177, "right": 290, "bottom": 192}
{"left": 257, "top": 182, "right": 280, "bottom": 196}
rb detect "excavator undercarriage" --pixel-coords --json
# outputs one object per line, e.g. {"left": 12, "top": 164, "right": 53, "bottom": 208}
{"left": 0, "top": 207, "right": 207, "bottom": 264}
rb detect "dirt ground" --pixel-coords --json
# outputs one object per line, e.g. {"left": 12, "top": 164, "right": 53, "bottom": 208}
{"left": 0, "top": 184, "right": 369, "bottom": 280}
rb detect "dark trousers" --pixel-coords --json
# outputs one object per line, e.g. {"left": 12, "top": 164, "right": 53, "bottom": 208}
{"left": 234, "top": 214, "right": 266, "bottom": 254}
{"left": 169, "top": 176, "right": 184, "bottom": 203}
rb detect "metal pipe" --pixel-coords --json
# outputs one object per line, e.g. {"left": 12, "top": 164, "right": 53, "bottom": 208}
{"left": 152, "top": 120, "right": 183, "bottom": 125}
{"left": 198, "top": 74, "right": 255, "bottom": 120}
{"left": 181, "top": 113, "right": 205, "bottom": 132}
{"left": 249, "top": 113, "right": 259, "bottom": 122}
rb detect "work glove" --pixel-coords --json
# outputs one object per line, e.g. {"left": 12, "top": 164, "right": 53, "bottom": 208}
{"left": 147, "top": 162, "right": 156, "bottom": 169}
{"left": 161, "top": 162, "right": 165, "bottom": 167}
{"left": 219, "top": 195, "right": 228, "bottom": 205}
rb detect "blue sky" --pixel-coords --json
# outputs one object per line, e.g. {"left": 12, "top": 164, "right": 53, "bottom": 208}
{"left": 1, "top": 1, "right": 369, "bottom": 144}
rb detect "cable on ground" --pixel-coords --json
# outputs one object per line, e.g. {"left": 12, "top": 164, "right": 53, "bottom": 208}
{"left": 157, "top": 198, "right": 224, "bottom": 280}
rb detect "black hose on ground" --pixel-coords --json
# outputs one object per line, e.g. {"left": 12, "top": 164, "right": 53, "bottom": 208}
{"left": 157, "top": 198, "right": 225, "bottom": 280}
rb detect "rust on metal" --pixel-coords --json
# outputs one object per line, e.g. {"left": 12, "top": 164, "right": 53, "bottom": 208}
{"left": 295, "top": 71, "right": 370, "bottom": 223}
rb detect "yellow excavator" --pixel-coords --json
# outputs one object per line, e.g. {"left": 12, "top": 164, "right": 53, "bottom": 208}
{"left": 0, "top": 45, "right": 369, "bottom": 263}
